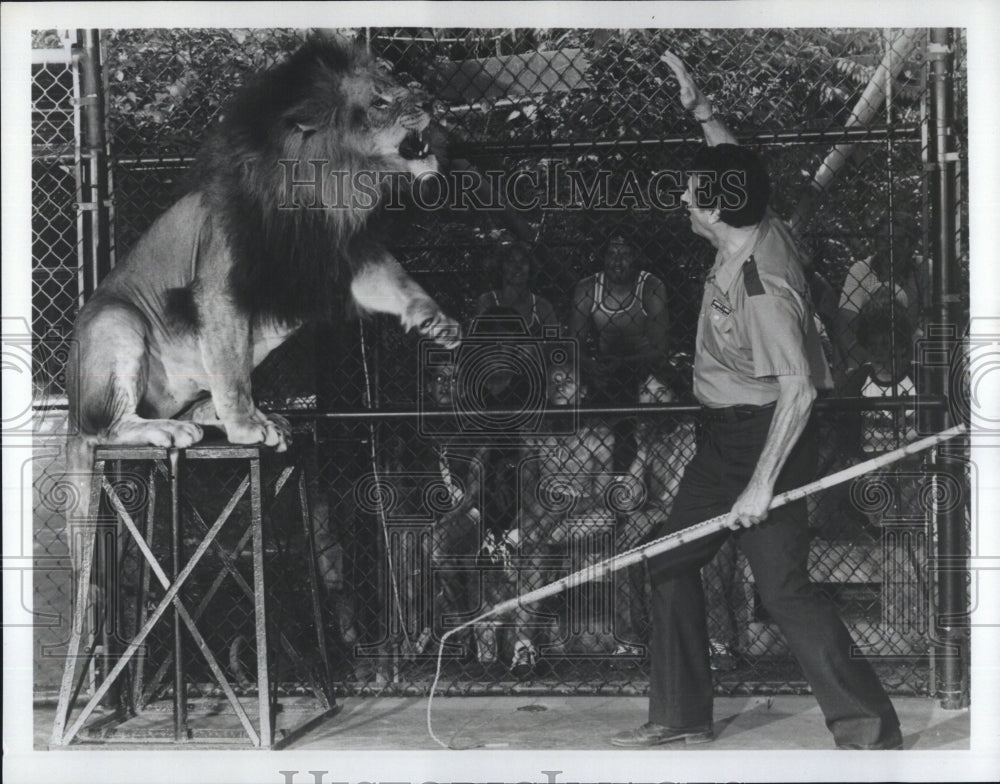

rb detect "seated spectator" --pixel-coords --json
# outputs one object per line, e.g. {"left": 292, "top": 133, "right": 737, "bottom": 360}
{"left": 570, "top": 233, "right": 671, "bottom": 406}
{"left": 522, "top": 362, "right": 617, "bottom": 658}
{"left": 571, "top": 233, "right": 672, "bottom": 475}
{"left": 610, "top": 372, "right": 695, "bottom": 660}
{"left": 465, "top": 441, "right": 536, "bottom": 674}
{"left": 475, "top": 241, "right": 559, "bottom": 338}
{"left": 836, "top": 211, "right": 926, "bottom": 375}
{"left": 399, "top": 362, "right": 484, "bottom": 661}
{"left": 423, "top": 311, "right": 544, "bottom": 674}
{"left": 609, "top": 367, "right": 744, "bottom": 670}
{"left": 839, "top": 294, "right": 918, "bottom": 455}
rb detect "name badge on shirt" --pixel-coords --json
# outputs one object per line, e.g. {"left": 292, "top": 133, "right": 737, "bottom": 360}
{"left": 711, "top": 298, "right": 732, "bottom": 316}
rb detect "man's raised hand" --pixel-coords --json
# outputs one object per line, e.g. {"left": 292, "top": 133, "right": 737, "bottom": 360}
{"left": 660, "top": 50, "right": 711, "bottom": 119}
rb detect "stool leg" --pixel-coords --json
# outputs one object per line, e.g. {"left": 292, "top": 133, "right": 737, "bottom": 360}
{"left": 250, "top": 456, "right": 272, "bottom": 747}
{"left": 52, "top": 457, "right": 105, "bottom": 745}
{"left": 132, "top": 461, "right": 158, "bottom": 711}
{"left": 298, "top": 470, "right": 335, "bottom": 708}
{"left": 169, "top": 448, "right": 187, "bottom": 741}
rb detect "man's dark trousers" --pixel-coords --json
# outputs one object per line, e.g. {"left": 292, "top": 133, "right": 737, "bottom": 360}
{"left": 644, "top": 407, "right": 900, "bottom": 747}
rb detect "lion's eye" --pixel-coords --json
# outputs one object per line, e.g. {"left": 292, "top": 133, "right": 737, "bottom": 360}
{"left": 371, "top": 94, "right": 392, "bottom": 109}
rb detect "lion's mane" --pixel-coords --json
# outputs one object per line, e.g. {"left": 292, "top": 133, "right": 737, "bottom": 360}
{"left": 195, "top": 39, "right": 385, "bottom": 326}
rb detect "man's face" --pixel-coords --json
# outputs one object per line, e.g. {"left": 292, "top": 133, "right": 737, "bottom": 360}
{"left": 428, "top": 364, "right": 457, "bottom": 407}
{"left": 548, "top": 365, "right": 581, "bottom": 407}
{"left": 501, "top": 249, "right": 531, "bottom": 287}
{"left": 638, "top": 374, "right": 674, "bottom": 404}
{"left": 681, "top": 175, "right": 716, "bottom": 240}
{"left": 602, "top": 239, "right": 637, "bottom": 285}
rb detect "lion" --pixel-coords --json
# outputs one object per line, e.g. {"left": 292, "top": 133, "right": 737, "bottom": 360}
{"left": 63, "top": 38, "right": 460, "bottom": 567}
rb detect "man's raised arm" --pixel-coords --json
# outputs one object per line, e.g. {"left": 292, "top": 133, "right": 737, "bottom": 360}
{"left": 661, "top": 51, "right": 737, "bottom": 147}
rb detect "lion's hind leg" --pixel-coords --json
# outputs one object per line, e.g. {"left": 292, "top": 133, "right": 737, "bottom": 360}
{"left": 70, "top": 297, "right": 205, "bottom": 450}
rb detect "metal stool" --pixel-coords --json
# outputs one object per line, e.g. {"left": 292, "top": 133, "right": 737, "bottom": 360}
{"left": 51, "top": 441, "right": 334, "bottom": 747}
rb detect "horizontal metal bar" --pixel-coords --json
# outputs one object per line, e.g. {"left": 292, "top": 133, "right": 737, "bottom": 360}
{"left": 451, "top": 125, "right": 922, "bottom": 159}
{"left": 32, "top": 396, "right": 949, "bottom": 418}
{"left": 111, "top": 156, "right": 195, "bottom": 169}
{"left": 107, "top": 126, "right": 920, "bottom": 171}
{"left": 31, "top": 147, "right": 76, "bottom": 162}
{"left": 275, "top": 395, "right": 947, "bottom": 421}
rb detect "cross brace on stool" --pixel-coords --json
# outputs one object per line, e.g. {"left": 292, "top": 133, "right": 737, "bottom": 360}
{"left": 51, "top": 441, "right": 335, "bottom": 747}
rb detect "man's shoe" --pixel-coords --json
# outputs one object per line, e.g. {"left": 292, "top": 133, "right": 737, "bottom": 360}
{"left": 836, "top": 728, "right": 903, "bottom": 750}
{"left": 611, "top": 721, "right": 714, "bottom": 748}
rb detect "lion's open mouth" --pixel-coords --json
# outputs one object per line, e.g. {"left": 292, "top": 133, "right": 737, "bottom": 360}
{"left": 398, "top": 129, "right": 431, "bottom": 160}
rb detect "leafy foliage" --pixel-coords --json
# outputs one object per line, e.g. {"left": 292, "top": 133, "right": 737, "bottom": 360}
{"left": 101, "top": 27, "right": 967, "bottom": 404}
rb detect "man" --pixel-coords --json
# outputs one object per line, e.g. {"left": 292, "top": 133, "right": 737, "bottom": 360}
{"left": 570, "top": 234, "right": 672, "bottom": 406}
{"left": 610, "top": 52, "right": 901, "bottom": 751}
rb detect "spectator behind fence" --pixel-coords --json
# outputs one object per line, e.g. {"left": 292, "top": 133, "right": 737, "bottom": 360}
{"left": 838, "top": 293, "right": 918, "bottom": 456}
{"left": 609, "top": 368, "right": 740, "bottom": 671}
{"left": 610, "top": 371, "right": 695, "bottom": 660}
{"left": 836, "top": 211, "right": 926, "bottom": 376}
{"left": 474, "top": 241, "right": 559, "bottom": 338}
{"left": 402, "top": 361, "right": 484, "bottom": 662}
{"left": 570, "top": 234, "right": 671, "bottom": 406}
{"left": 523, "top": 361, "right": 617, "bottom": 656}
{"left": 430, "top": 307, "right": 545, "bottom": 674}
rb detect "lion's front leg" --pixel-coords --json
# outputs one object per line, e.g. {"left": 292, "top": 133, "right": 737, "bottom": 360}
{"left": 350, "top": 251, "right": 461, "bottom": 349}
{"left": 195, "top": 287, "right": 290, "bottom": 452}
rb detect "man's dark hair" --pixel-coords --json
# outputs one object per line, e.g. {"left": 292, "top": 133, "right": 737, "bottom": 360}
{"left": 599, "top": 232, "right": 633, "bottom": 256}
{"left": 689, "top": 143, "right": 770, "bottom": 228}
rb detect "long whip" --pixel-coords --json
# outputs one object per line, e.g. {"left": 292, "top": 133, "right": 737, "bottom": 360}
{"left": 426, "top": 423, "right": 967, "bottom": 748}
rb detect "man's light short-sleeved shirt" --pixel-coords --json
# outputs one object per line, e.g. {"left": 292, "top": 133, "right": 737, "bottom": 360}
{"left": 693, "top": 212, "right": 833, "bottom": 407}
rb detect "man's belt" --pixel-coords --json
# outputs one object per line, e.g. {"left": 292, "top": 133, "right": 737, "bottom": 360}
{"left": 700, "top": 402, "right": 776, "bottom": 422}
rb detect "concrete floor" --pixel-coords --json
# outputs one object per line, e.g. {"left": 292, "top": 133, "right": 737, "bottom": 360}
{"left": 35, "top": 694, "right": 969, "bottom": 751}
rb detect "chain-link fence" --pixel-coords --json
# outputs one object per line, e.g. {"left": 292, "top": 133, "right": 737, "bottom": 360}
{"left": 31, "top": 28, "right": 969, "bottom": 705}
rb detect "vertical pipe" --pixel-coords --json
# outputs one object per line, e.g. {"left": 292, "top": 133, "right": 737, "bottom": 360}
{"left": 169, "top": 448, "right": 187, "bottom": 739}
{"left": 925, "top": 28, "right": 967, "bottom": 709}
{"left": 77, "top": 30, "right": 111, "bottom": 297}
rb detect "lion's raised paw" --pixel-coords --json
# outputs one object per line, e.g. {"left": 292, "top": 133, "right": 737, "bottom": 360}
{"left": 419, "top": 312, "right": 461, "bottom": 349}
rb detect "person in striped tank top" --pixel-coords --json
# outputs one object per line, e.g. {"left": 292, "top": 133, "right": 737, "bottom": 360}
{"left": 570, "top": 234, "right": 672, "bottom": 407}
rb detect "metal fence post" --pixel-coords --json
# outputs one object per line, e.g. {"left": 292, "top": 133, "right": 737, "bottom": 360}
{"left": 76, "top": 29, "right": 111, "bottom": 298}
{"left": 925, "top": 27, "right": 968, "bottom": 710}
